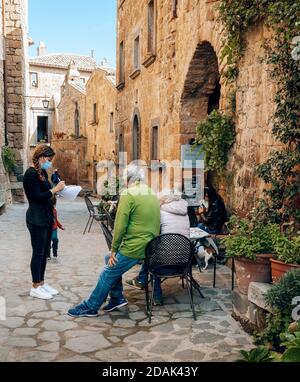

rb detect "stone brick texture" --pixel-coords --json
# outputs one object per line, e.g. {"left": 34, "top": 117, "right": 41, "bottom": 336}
{"left": 115, "top": 0, "right": 278, "bottom": 215}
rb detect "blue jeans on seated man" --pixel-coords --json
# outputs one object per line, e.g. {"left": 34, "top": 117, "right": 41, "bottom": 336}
{"left": 84, "top": 252, "right": 140, "bottom": 312}
{"left": 197, "top": 223, "right": 221, "bottom": 235}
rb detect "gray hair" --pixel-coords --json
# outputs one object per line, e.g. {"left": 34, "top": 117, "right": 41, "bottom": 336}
{"left": 123, "top": 163, "right": 145, "bottom": 185}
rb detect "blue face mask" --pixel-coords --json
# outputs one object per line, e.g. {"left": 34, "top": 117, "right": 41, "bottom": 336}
{"left": 41, "top": 161, "right": 52, "bottom": 171}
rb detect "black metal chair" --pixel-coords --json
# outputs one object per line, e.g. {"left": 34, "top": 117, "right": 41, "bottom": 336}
{"left": 100, "top": 222, "right": 113, "bottom": 251}
{"left": 144, "top": 234, "right": 197, "bottom": 323}
{"left": 83, "top": 195, "right": 104, "bottom": 234}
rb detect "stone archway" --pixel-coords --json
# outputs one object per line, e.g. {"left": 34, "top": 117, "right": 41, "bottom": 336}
{"left": 180, "top": 41, "right": 220, "bottom": 143}
{"left": 180, "top": 41, "right": 220, "bottom": 188}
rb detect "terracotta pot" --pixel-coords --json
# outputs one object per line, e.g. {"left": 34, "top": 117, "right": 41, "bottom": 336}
{"left": 234, "top": 253, "right": 273, "bottom": 295}
{"left": 270, "top": 258, "right": 300, "bottom": 283}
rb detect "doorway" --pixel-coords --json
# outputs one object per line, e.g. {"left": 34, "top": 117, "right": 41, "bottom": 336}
{"left": 37, "top": 116, "right": 49, "bottom": 143}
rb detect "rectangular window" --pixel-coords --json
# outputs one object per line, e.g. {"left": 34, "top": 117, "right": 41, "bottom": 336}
{"left": 151, "top": 126, "right": 159, "bottom": 160}
{"left": 147, "top": 0, "right": 156, "bottom": 54}
{"left": 172, "top": 0, "right": 178, "bottom": 18}
{"left": 93, "top": 103, "right": 97, "bottom": 123}
{"left": 119, "top": 134, "right": 124, "bottom": 153}
{"left": 134, "top": 36, "right": 140, "bottom": 69}
{"left": 30, "top": 72, "right": 38, "bottom": 88}
{"left": 119, "top": 41, "right": 125, "bottom": 84}
{"left": 37, "top": 116, "right": 48, "bottom": 143}
{"left": 109, "top": 112, "right": 114, "bottom": 133}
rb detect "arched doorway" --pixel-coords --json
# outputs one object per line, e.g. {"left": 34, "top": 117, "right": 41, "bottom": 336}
{"left": 180, "top": 41, "right": 220, "bottom": 187}
{"left": 132, "top": 113, "right": 141, "bottom": 161}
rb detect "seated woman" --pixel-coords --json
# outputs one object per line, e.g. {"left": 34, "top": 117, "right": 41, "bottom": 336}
{"left": 126, "top": 190, "right": 190, "bottom": 305}
{"left": 197, "top": 186, "right": 227, "bottom": 234}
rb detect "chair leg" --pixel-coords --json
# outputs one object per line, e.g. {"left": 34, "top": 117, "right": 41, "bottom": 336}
{"left": 186, "top": 276, "right": 197, "bottom": 321}
{"left": 83, "top": 216, "right": 91, "bottom": 235}
{"left": 145, "top": 280, "right": 150, "bottom": 317}
{"left": 148, "top": 276, "right": 155, "bottom": 324}
{"left": 88, "top": 217, "right": 94, "bottom": 233}
{"left": 213, "top": 255, "right": 217, "bottom": 288}
{"left": 232, "top": 257, "right": 235, "bottom": 291}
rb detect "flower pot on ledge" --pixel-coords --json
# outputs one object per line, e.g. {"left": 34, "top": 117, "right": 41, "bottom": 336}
{"left": 270, "top": 258, "right": 300, "bottom": 284}
{"left": 234, "top": 253, "right": 273, "bottom": 295}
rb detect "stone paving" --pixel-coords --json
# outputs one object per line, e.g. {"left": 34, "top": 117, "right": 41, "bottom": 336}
{"left": 0, "top": 198, "right": 253, "bottom": 362}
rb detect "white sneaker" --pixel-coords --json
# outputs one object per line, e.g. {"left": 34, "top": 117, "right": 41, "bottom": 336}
{"left": 42, "top": 284, "right": 59, "bottom": 296}
{"left": 30, "top": 286, "right": 53, "bottom": 300}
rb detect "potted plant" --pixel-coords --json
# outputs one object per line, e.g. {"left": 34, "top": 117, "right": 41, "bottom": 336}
{"left": 270, "top": 230, "right": 300, "bottom": 283}
{"left": 223, "top": 217, "right": 278, "bottom": 295}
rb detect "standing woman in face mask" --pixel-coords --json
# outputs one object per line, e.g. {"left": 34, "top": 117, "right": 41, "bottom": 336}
{"left": 23, "top": 145, "right": 65, "bottom": 300}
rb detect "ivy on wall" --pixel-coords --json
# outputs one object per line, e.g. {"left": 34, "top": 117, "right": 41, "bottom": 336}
{"left": 195, "top": 110, "right": 236, "bottom": 173}
{"left": 219, "top": 0, "right": 300, "bottom": 224}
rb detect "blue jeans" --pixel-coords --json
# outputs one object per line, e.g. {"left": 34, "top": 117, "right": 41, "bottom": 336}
{"left": 137, "top": 263, "right": 163, "bottom": 301}
{"left": 85, "top": 252, "right": 140, "bottom": 312}
{"left": 51, "top": 229, "right": 58, "bottom": 256}
{"left": 197, "top": 223, "right": 221, "bottom": 235}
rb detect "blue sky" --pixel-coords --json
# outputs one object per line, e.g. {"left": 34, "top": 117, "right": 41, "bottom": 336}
{"left": 29, "top": 0, "right": 117, "bottom": 67}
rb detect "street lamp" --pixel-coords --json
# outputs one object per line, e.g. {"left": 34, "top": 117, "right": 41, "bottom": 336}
{"left": 42, "top": 95, "right": 49, "bottom": 109}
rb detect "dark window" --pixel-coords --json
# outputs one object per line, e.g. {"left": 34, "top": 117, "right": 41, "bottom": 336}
{"left": 147, "top": 0, "right": 156, "bottom": 54}
{"left": 132, "top": 115, "right": 141, "bottom": 160}
{"left": 119, "top": 133, "right": 124, "bottom": 153}
{"left": 74, "top": 103, "right": 80, "bottom": 137}
{"left": 119, "top": 41, "right": 125, "bottom": 84}
{"left": 134, "top": 35, "right": 140, "bottom": 69}
{"left": 93, "top": 103, "right": 97, "bottom": 123}
{"left": 172, "top": 0, "right": 178, "bottom": 18}
{"left": 110, "top": 112, "right": 114, "bottom": 133}
{"left": 151, "top": 126, "right": 158, "bottom": 160}
{"left": 30, "top": 72, "right": 38, "bottom": 88}
{"left": 37, "top": 116, "right": 48, "bottom": 143}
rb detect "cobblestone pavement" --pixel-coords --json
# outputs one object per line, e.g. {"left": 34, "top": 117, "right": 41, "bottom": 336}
{"left": 0, "top": 199, "right": 253, "bottom": 362}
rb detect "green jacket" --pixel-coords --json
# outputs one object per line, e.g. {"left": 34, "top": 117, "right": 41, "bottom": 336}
{"left": 111, "top": 183, "right": 160, "bottom": 260}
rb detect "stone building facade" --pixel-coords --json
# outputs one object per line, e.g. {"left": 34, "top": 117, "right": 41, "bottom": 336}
{"left": 52, "top": 65, "right": 116, "bottom": 191}
{"left": 0, "top": 0, "right": 28, "bottom": 211}
{"left": 51, "top": 63, "right": 88, "bottom": 187}
{"left": 85, "top": 69, "right": 116, "bottom": 192}
{"left": 27, "top": 46, "right": 98, "bottom": 151}
{"left": 115, "top": 0, "right": 278, "bottom": 214}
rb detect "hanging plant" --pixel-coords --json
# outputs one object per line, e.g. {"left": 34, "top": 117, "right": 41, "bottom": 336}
{"left": 194, "top": 110, "right": 236, "bottom": 173}
{"left": 1, "top": 146, "right": 16, "bottom": 174}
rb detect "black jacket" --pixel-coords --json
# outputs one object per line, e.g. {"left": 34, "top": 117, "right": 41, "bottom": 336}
{"left": 204, "top": 197, "right": 227, "bottom": 232}
{"left": 23, "top": 167, "right": 54, "bottom": 227}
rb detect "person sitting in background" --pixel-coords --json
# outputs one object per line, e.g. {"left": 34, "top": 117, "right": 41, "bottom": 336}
{"left": 126, "top": 190, "right": 190, "bottom": 305}
{"left": 67, "top": 164, "right": 160, "bottom": 317}
{"left": 197, "top": 186, "right": 227, "bottom": 234}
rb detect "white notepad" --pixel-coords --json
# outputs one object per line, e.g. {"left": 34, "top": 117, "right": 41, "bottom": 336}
{"left": 58, "top": 186, "right": 82, "bottom": 201}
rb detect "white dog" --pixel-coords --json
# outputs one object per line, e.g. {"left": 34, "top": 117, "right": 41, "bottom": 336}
{"left": 195, "top": 244, "right": 214, "bottom": 270}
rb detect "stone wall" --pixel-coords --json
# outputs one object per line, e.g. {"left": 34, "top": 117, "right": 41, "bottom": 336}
{"left": 85, "top": 69, "right": 116, "bottom": 192}
{"left": 0, "top": 0, "right": 28, "bottom": 208}
{"left": 2, "top": 0, "right": 28, "bottom": 203}
{"left": 54, "top": 83, "right": 86, "bottom": 138}
{"left": 0, "top": 1, "right": 11, "bottom": 213}
{"left": 51, "top": 80, "right": 89, "bottom": 188}
{"left": 116, "top": 0, "right": 278, "bottom": 215}
{"left": 51, "top": 138, "right": 88, "bottom": 188}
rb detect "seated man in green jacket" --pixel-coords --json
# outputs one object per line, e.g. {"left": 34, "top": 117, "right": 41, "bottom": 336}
{"left": 68, "top": 164, "right": 160, "bottom": 317}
